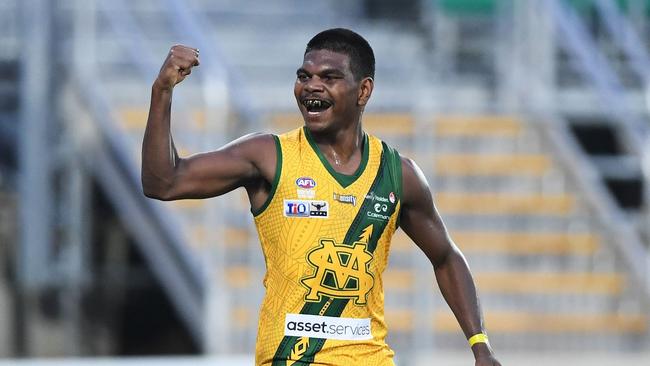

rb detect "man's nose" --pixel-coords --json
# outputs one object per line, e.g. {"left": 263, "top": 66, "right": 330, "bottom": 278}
{"left": 304, "top": 76, "right": 324, "bottom": 93}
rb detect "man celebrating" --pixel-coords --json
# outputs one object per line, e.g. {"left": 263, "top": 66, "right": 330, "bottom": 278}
{"left": 142, "top": 28, "right": 501, "bottom": 366}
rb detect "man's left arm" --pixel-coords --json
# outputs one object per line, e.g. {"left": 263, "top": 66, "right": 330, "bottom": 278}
{"left": 399, "top": 157, "right": 501, "bottom": 366}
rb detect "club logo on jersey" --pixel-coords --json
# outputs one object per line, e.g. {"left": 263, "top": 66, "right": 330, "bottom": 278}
{"left": 284, "top": 200, "right": 328, "bottom": 218}
{"left": 296, "top": 177, "right": 317, "bottom": 189}
{"left": 333, "top": 193, "right": 357, "bottom": 206}
{"left": 301, "top": 238, "right": 375, "bottom": 305}
{"left": 389, "top": 192, "right": 396, "bottom": 204}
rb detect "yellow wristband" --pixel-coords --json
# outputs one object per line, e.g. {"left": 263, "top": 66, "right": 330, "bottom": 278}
{"left": 468, "top": 333, "right": 489, "bottom": 347}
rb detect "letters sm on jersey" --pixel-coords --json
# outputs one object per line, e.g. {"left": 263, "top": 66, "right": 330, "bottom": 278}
{"left": 301, "top": 238, "right": 375, "bottom": 306}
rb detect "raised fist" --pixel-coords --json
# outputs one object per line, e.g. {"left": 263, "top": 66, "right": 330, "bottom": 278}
{"left": 154, "top": 45, "right": 200, "bottom": 90}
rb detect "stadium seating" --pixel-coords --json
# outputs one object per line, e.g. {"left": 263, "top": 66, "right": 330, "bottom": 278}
{"left": 88, "top": 0, "right": 650, "bottom": 356}
{"left": 381, "top": 114, "right": 647, "bottom": 351}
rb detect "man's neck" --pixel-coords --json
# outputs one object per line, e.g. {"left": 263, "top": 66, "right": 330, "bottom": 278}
{"left": 309, "top": 123, "right": 364, "bottom": 174}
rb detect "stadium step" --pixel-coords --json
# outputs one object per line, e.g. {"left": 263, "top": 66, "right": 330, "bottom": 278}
{"left": 434, "top": 311, "right": 648, "bottom": 334}
{"left": 268, "top": 112, "right": 416, "bottom": 136}
{"left": 116, "top": 107, "right": 209, "bottom": 131}
{"left": 434, "top": 192, "right": 576, "bottom": 215}
{"left": 190, "top": 227, "right": 252, "bottom": 250}
{"left": 452, "top": 231, "right": 599, "bottom": 255}
{"left": 434, "top": 115, "right": 522, "bottom": 137}
{"left": 435, "top": 154, "right": 552, "bottom": 176}
{"left": 384, "top": 269, "right": 624, "bottom": 295}
{"left": 384, "top": 309, "right": 648, "bottom": 334}
{"left": 390, "top": 230, "right": 600, "bottom": 255}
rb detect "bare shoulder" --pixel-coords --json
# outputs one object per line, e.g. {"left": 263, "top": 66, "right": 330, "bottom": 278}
{"left": 223, "top": 132, "right": 277, "bottom": 156}
{"left": 223, "top": 132, "right": 278, "bottom": 181}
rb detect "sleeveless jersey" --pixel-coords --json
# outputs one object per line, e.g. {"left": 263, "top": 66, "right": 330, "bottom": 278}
{"left": 252, "top": 127, "right": 403, "bottom": 366}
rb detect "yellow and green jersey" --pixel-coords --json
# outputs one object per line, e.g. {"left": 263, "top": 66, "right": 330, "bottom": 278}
{"left": 253, "top": 127, "right": 403, "bottom": 366}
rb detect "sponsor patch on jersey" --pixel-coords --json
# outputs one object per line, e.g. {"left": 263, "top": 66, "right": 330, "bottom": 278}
{"left": 297, "top": 189, "right": 316, "bottom": 199}
{"left": 284, "top": 313, "right": 372, "bottom": 341}
{"left": 364, "top": 191, "right": 393, "bottom": 221}
{"left": 333, "top": 192, "right": 357, "bottom": 206}
{"left": 296, "top": 177, "right": 317, "bottom": 189}
{"left": 365, "top": 191, "right": 390, "bottom": 203}
{"left": 366, "top": 202, "right": 390, "bottom": 221}
{"left": 284, "top": 200, "right": 328, "bottom": 218}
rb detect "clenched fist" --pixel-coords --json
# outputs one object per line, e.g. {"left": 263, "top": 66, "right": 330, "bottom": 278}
{"left": 154, "top": 45, "right": 200, "bottom": 91}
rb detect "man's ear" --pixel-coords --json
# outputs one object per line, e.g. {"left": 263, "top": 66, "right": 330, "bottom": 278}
{"left": 357, "top": 77, "right": 374, "bottom": 106}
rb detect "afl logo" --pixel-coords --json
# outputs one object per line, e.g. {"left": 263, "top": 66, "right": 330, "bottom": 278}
{"left": 296, "top": 177, "right": 317, "bottom": 189}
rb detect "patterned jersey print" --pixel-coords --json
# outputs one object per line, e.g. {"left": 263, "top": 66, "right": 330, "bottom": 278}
{"left": 253, "top": 127, "right": 403, "bottom": 366}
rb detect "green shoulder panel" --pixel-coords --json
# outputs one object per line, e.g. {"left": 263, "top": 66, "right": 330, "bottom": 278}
{"left": 380, "top": 141, "right": 403, "bottom": 201}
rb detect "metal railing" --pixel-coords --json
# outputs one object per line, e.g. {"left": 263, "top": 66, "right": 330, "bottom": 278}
{"left": 593, "top": 0, "right": 650, "bottom": 245}
{"left": 539, "top": 112, "right": 649, "bottom": 298}
{"left": 594, "top": 0, "right": 650, "bottom": 89}
{"left": 541, "top": 0, "right": 650, "bottom": 303}
{"left": 546, "top": 0, "right": 647, "bottom": 149}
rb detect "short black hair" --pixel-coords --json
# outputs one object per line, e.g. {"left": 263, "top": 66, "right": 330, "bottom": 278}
{"left": 305, "top": 28, "right": 375, "bottom": 81}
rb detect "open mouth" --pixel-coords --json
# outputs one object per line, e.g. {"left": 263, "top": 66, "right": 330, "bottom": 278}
{"left": 302, "top": 98, "right": 332, "bottom": 113}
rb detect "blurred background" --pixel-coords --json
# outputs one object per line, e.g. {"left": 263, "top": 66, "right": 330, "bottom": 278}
{"left": 0, "top": 0, "right": 649, "bottom": 365}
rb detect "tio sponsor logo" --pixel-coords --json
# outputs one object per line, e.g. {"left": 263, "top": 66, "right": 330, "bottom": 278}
{"left": 296, "top": 177, "right": 317, "bottom": 189}
{"left": 284, "top": 200, "right": 328, "bottom": 218}
{"left": 285, "top": 200, "right": 310, "bottom": 217}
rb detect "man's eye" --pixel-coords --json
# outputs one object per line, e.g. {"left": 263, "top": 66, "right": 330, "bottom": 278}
{"left": 323, "top": 74, "right": 341, "bottom": 81}
{"left": 297, "top": 74, "right": 309, "bottom": 81}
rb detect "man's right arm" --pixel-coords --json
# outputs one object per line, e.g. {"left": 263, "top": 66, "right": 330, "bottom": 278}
{"left": 142, "top": 45, "right": 276, "bottom": 201}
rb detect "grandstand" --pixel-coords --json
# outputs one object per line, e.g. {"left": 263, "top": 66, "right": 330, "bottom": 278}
{"left": 0, "top": 0, "right": 649, "bottom": 365}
